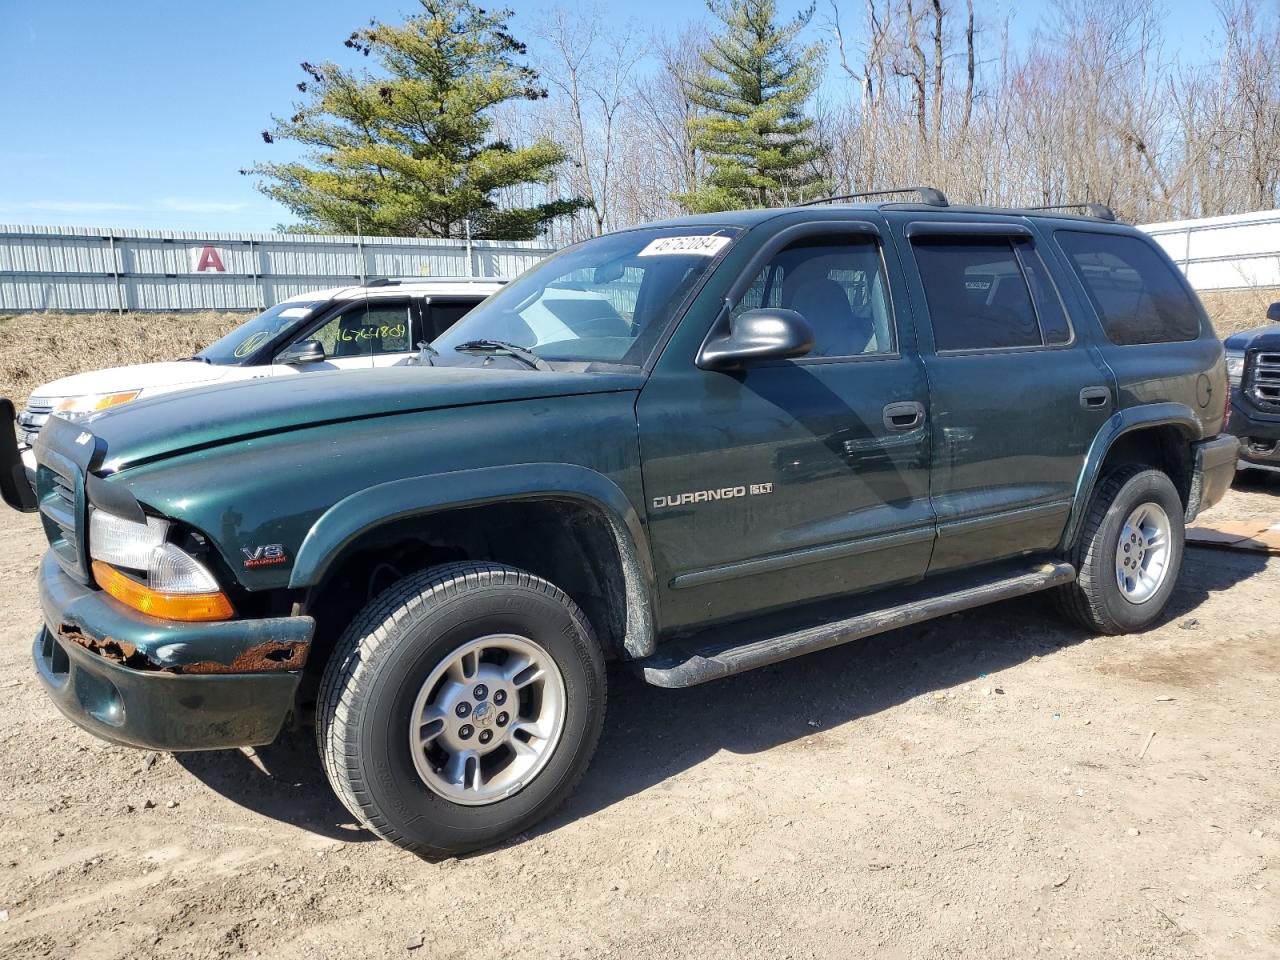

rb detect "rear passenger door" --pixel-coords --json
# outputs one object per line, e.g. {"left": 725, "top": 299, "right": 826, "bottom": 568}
{"left": 891, "top": 219, "right": 1115, "bottom": 573}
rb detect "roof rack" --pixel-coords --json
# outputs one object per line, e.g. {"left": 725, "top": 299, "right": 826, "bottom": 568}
{"left": 799, "top": 186, "right": 950, "bottom": 208}
{"left": 1025, "top": 202, "right": 1117, "bottom": 222}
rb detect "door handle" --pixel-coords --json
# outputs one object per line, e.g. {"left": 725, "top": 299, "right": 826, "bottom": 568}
{"left": 883, "top": 401, "right": 925, "bottom": 432}
{"left": 1079, "top": 386, "right": 1111, "bottom": 410}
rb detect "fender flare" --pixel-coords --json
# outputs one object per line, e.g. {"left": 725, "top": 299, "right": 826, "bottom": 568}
{"left": 289, "top": 463, "right": 658, "bottom": 658}
{"left": 1059, "top": 401, "right": 1201, "bottom": 552}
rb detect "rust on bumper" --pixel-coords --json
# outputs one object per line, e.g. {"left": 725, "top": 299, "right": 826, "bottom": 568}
{"left": 57, "top": 622, "right": 309, "bottom": 675}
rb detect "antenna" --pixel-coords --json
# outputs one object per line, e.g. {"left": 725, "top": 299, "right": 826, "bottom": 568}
{"left": 798, "top": 186, "right": 950, "bottom": 208}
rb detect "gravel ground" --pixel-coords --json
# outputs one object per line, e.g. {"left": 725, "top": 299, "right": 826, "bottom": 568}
{"left": 0, "top": 479, "right": 1277, "bottom": 960}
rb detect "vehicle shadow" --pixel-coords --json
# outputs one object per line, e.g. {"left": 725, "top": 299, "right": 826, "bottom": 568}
{"left": 174, "top": 729, "right": 374, "bottom": 843}
{"left": 532, "top": 543, "right": 1268, "bottom": 842}
{"left": 1231, "top": 468, "right": 1280, "bottom": 495}
{"left": 172, "top": 545, "right": 1267, "bottom": 851}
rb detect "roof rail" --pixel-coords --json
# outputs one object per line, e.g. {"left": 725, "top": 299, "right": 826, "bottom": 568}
{"left": 798, "top": 186, "right": 950, "bottom": 208}
{"left": 1025, "top": 202, "right": 1117, "bottom": 222}
{"left": 363, "top": 277, "right": 398, "bottom": 287}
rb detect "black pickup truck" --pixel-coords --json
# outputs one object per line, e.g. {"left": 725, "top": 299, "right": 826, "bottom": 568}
{"left": 1224, "top": 303, "right": 1280, "bottom": 473}
{"left": 3, "top": 189, "right": 1236, "bottom": 857}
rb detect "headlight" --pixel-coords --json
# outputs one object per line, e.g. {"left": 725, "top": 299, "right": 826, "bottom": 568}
{"left": 54, "top": 391, "right": 141, "bottom": 421}
{"left": 1226, "top": 353, "right": 1245, "bottom": 386}
{"left": 88, "top": 509, "right": 233, "bottom": 621}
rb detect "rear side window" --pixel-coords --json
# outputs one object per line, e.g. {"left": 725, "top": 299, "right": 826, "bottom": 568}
{"left": 422, "top": 299, "right": 480, "bottom": 340}
{"left": 1056, "top": 231, "right": 1201, "bottom": 345}
{"left": 911, "top": 236, "right": 1046, "bottom": 351}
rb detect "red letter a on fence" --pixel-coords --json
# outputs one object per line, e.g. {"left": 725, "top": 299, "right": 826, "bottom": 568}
{"left": 195, "top": 246, "right": 225, "bottom": 272}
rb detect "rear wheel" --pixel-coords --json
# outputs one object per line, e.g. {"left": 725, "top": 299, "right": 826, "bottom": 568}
{"left": 1056, "top": 466, "right": 1185, "bottom": 634}
{"left": 316, "top": 562, "right": 606, "bottom": 857}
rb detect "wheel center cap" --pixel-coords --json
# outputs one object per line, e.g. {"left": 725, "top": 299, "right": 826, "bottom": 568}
{"left": 472, "top": 701, "right": 495, "bottom": 728}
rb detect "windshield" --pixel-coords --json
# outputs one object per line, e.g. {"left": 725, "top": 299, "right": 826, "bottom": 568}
{"left": 432, "top": 226, "right": 741, "bottom": 370}
{"left": 197, "top": 300, "right": 327, "bottom": 365}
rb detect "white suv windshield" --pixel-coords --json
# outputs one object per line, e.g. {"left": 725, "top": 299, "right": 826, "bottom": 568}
{"left": 197, "top": 300, "right": 327, "bottom": 365}
{"left": 432, "top": 227, "right": 740, "bottom": 369}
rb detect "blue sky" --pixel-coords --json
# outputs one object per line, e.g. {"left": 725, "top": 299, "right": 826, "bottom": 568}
{"left": 0, "top": 0, "right": 1216, "bottom": 234}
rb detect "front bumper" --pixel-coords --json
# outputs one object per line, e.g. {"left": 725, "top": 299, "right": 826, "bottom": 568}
{"left": 34, "top": 551, "right": 314, "bottom": 751}
{"left": 1227, "top": 393, "right": 1280, "bottom": 467}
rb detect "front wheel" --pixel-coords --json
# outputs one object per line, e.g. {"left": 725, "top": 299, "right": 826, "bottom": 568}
{"left": 1056, "top": 466, "right": 1185, "bottom": 635}
{"left": 316, "top": 562, "right": 606, "bottom": 857}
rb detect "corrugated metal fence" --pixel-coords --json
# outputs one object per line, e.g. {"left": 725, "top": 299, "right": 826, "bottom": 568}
{"left": 1139, "top": 209, "right": 1280, "bottom": 291}
{"left": 0, "top": 225, "right": 555, "bottom": 312}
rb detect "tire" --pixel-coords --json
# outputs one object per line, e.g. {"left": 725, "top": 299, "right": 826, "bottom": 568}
{"left": 1056, "top": 466, "right": 1185, "bottom": 635}
{"left": 316, "top": 562, "right": 606, "bottom": 857}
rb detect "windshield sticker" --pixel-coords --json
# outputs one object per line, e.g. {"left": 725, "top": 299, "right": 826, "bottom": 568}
{"left": 637, "top": 235, "right": 731, "bottom": 258}
{"left": 279, "top": 307, "right": 311, "bottom": 318}
{"left": 233, "top": 330, "right": 272, "bottom": 358}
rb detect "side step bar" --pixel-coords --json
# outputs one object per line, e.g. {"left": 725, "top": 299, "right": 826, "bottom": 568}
{"left": 637, "top": 561, "right": 1076, "bottom": 688}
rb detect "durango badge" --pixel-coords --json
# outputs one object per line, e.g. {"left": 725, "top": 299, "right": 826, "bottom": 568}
{"left": 242, "top": 544, "right": 288, "bottom": 568}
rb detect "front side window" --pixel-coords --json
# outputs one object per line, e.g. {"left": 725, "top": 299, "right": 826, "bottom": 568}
{"left": 432, "top": 226, "right": 741, "bottom": 370}
{"left": 306, "top": 301, "right": 412, "bottom": 359}
{"left": 911, "top": 237, "right": 1045, "bottom": 352}
{"left": 1056, "top": 230, "right": 1201, "bottom": 345}
{"left": 733, "top": 236, "right": 895, "bottom": 358}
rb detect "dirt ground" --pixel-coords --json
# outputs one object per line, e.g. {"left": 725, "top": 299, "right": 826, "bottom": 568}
{"left": 0, "top": 479, "right": 1277, "bottom": 960}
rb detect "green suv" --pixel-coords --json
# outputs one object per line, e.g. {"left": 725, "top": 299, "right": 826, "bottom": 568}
{"left": 2, "top": 190, "right": 1236, "bottom": 857}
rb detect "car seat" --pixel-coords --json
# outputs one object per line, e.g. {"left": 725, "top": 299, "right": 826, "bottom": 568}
{"left": 782, "top": 263, "right": 873, "bottom": 356}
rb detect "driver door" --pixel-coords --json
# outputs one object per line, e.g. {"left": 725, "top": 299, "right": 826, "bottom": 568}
{"left": 636, "top": 221, "right": 935, "bottom": 631}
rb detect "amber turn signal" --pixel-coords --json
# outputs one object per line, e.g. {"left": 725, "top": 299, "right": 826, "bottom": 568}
{"left": 92, "top": 560, "right": 235, "bottom": 622}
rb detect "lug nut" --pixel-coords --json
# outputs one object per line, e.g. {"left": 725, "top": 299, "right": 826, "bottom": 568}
{"left": 459, "top": 724, "right": 474, "bottom": 740}
{"left": 478, "top": 729, "right": 493, "bottom": 744}
{"left": 493, "top": 690, "right": 507, "bottom": 705}
{"left": 455, "top": 702, "right": 471, "bottom": 718}
{"left": 473, "top": 683, "right": 489, "bottom": 700}
{"left": 497, "top": 712, "right": 509, "bottom": 727}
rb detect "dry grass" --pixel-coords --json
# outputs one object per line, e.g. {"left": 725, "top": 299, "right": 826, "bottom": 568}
{"left": 1199, "top": 286, "right": 1280, "bottom": 338}
{"left": 0, "top": 289, "right": 1275, "bottom": 406}
{"left": 0, "top": 311, "right": 247, "bottom": 407}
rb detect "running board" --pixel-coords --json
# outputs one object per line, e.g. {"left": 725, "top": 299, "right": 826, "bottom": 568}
{"left": 637, "top": 561, "right": 1077, "bottom": 688}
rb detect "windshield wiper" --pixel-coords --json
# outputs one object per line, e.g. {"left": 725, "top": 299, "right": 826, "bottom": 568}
{"left": 453, "top": 339, "right": 551, "bottom": 371}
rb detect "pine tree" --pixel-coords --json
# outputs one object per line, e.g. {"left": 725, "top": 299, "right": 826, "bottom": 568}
{"left": 677, "top": 0, "right": 829, "bottom": 212}
{"left": 246, "top": 0, "right": 583, "bottom": 239}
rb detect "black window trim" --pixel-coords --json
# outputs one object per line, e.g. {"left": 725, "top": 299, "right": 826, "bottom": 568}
{"left": 716, "top": 220, "right": 902, "bottom": 366}
{"left": 908, "top": 228, "right": 1076, "bottom": 357}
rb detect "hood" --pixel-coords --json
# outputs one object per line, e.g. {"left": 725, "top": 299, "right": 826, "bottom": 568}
{"left": 30, "top": 360, "right": 230, "bottom": 403}
{"left": 1224, "top": 324, "right": 1280, "bottom": 351}
{"left": 71, "top": 365, "right": 644, "bottom": 472}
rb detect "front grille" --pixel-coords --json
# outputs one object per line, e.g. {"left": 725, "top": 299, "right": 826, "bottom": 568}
{"left": 36, "top": 459, "right": 87, "bottom": 581}
{"left": 16, "top": 401, "right": 53, "bottom": 447}
{"left": 1249, "top": 351, "right": 1280, "bottom": 410}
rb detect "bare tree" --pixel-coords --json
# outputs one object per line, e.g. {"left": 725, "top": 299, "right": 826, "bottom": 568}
{"left": 533, "top": 4, "right": 649, "bottom": 240}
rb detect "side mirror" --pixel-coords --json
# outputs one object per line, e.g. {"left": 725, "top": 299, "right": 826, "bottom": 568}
{"left": 277, "top": 339, "right": 325, "bottom": 365}
{"left": 1267, "top": 302, "right": 1280, "bottom": 324}
{"left": 697, "top": 307, "right": 815, "bottom": 371}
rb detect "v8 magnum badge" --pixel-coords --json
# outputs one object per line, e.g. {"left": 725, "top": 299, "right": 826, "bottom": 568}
{"left": 242, "top": 543, "right": 288, "bottom": 568}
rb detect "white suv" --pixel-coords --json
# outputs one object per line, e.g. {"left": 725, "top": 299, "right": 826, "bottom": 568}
{"left": 17, "top": 278, "right": 502, "bottom": 468}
